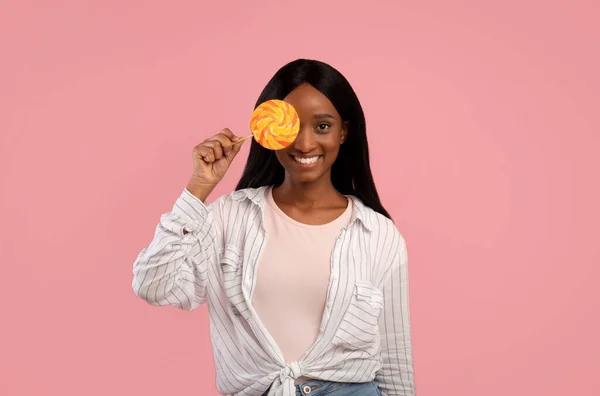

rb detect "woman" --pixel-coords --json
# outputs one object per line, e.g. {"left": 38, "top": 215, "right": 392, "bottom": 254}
{"left": 132, "top": 59, "right": 415, "bottom": 396}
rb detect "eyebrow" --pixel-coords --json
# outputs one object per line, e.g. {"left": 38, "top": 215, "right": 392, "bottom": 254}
{"left": 312, "top": 113, "right": 335, "bottom": 120}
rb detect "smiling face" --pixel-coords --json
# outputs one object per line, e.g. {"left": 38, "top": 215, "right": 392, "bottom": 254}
{"left": 275, "top": 83, "right": 347, "bottom": 185}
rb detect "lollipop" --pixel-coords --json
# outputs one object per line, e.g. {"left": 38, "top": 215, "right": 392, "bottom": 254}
{"left": 250, "top": 100, "right": 299, "bottom": 149}
{"left": 234, "top": 100, "right": 300, "bottom": 150}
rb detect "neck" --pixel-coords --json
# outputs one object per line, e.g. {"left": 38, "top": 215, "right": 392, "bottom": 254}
{"left": 275, "top": 173, "right": 342, "bottom": 208}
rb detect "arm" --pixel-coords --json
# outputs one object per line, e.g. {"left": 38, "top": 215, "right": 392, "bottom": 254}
{"left": 376, "top": 235, "right": 416, "bottom": 395}
{"left": 131, "top": 189, "right": 222, "bottom": 311}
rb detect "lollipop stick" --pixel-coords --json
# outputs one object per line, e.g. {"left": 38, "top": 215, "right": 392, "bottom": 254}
{"left": 233, "top": 134, "right": 253, "bottom": 146}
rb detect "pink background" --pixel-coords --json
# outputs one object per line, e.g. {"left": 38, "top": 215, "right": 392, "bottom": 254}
{"left": 1, "top": 1, "right": 599, "bottom": 395}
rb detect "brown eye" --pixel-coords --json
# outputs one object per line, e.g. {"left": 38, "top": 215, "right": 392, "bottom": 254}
{"left": 316, "top": 123, "right": 331, "bottom": 132}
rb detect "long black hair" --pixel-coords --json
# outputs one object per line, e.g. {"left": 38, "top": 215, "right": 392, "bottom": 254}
{"left": 236, "top": 59, "right": 391, "bottom": 219}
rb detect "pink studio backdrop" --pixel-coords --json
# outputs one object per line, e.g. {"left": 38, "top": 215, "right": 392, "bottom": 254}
{"left": 1, "top": 1, "right": 599, "bottom": 395}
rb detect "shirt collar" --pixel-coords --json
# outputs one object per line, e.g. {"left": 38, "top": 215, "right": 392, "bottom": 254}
{"left": 230, "top": 186, "right": 373, "bottom": 232}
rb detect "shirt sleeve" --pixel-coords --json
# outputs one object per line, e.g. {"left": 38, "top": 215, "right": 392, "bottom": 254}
{"left": 375, "top": 234, "right": 416, "bottom": 395}
{"left": 131, "top": 189, "right": 222, "bottom": 311}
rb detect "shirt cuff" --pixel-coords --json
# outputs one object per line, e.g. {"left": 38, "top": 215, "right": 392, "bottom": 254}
{"left": 171, "top": 188, "right": 212, "bottom": 235}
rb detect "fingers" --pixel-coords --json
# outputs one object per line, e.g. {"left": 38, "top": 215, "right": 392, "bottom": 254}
{"left": 203, "top": 139, "right": 224, "bottom": 159}
{"left": 194, "top": 128, "right": 240, "bottom": 163}
{"left": 193, "top": 144, "right": 215, "bottom": 163}
{"left": 231, "top": 138, "right": 242, "bottom": 154}
{"left": 206, "top": 129, "right": 240, "bottom": 157}
{"left": 219, "top": 128, "right": 237, "bottom": 141}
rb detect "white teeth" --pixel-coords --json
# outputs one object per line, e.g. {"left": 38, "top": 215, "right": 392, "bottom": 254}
{"left": 294, "top": 156, "right": 319, "bottom": 165}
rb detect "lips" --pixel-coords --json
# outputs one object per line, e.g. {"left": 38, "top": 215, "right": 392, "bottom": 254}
{"left": 293, "top": 156, "right": 320, "bottom": 165}
{"left": 290, "top": 154, "right": 323, "bottom": 168}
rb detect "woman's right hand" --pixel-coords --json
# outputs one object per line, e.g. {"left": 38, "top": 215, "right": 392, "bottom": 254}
{"left": 186, "top": 128, "right": 244, "bottom": 201}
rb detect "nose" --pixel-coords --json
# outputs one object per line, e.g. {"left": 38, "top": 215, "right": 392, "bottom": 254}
{"left": 292, "top": 124, "right": 316, "bottom": 153}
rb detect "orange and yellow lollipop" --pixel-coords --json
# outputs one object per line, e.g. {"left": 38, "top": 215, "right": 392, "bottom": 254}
{"left": 249, "top": 100, "right": 299, "bottom": 150}
{"left": 235, "top": 100, "right": 300, "bottom": 150}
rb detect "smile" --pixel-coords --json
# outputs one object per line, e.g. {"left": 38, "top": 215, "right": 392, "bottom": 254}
{"left": 292, "top": 155, "right": 321, "bottom": 167}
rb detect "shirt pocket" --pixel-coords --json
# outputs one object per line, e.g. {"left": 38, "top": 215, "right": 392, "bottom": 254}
{"left": 332, "top": 280, "right": 384, "bottom": 351}
{"left": 219, "top": 246, "right": 251, "bottom": 320}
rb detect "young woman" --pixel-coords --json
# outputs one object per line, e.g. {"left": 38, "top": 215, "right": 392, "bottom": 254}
{"left": 132, "top": 59, "right": 415, "bottom": 396}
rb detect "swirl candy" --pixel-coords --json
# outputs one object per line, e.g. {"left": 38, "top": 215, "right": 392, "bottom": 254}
{"left": 249, "top": 99, "right": 300, "bottom": 150}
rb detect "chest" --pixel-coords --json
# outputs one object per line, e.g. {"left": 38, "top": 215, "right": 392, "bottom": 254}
{"left": 215, "top": 222, "right": 386, "bottom": 360}
{"left": 254, "top": 223, "right": 339, "bottom": 301}
{"left": 218, "top": 221, "right": 379, "bottom": 309}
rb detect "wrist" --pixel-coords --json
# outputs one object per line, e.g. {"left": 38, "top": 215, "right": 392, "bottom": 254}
{"left": 185, "top": 178, "right": 217, "bottom": 202}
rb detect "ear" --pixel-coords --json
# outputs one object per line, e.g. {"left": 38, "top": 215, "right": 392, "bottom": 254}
{"left": 340, "top": 121, "right": 349, "bottom": 144}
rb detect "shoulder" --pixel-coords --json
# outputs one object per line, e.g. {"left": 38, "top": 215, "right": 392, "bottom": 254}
{"left": 209, "top": 186, "right": 265, "bottom": 204}
{"left": 351, "top": 199, "right": 408, "bottom": 282}
{"left": 374, "top": 215, "right": 407, "bottom": 262}
{"left": 205, "top": 187, "right": 269, "bottom": 237}
{"left": 208, "top": 186, "right": 269, "bottom": 215}
{"left": 354, "top": 203, "right": 409, "bottom": 287}
{"left": 351, "top": 197, "right": 406, "bottom": 250}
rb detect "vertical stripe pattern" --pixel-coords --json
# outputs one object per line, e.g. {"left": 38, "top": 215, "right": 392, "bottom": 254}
{"left": 132, "top": 187, "right": 415, "bottom": 395}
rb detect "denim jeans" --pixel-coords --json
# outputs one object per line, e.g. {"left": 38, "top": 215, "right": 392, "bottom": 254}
{"left": 263, "top": 380, "right": 381, "bottom": 396}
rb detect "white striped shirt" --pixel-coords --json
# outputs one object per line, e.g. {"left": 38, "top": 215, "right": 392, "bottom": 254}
{"left": 132, "top": 186, "right": 415, "bottom": 396}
